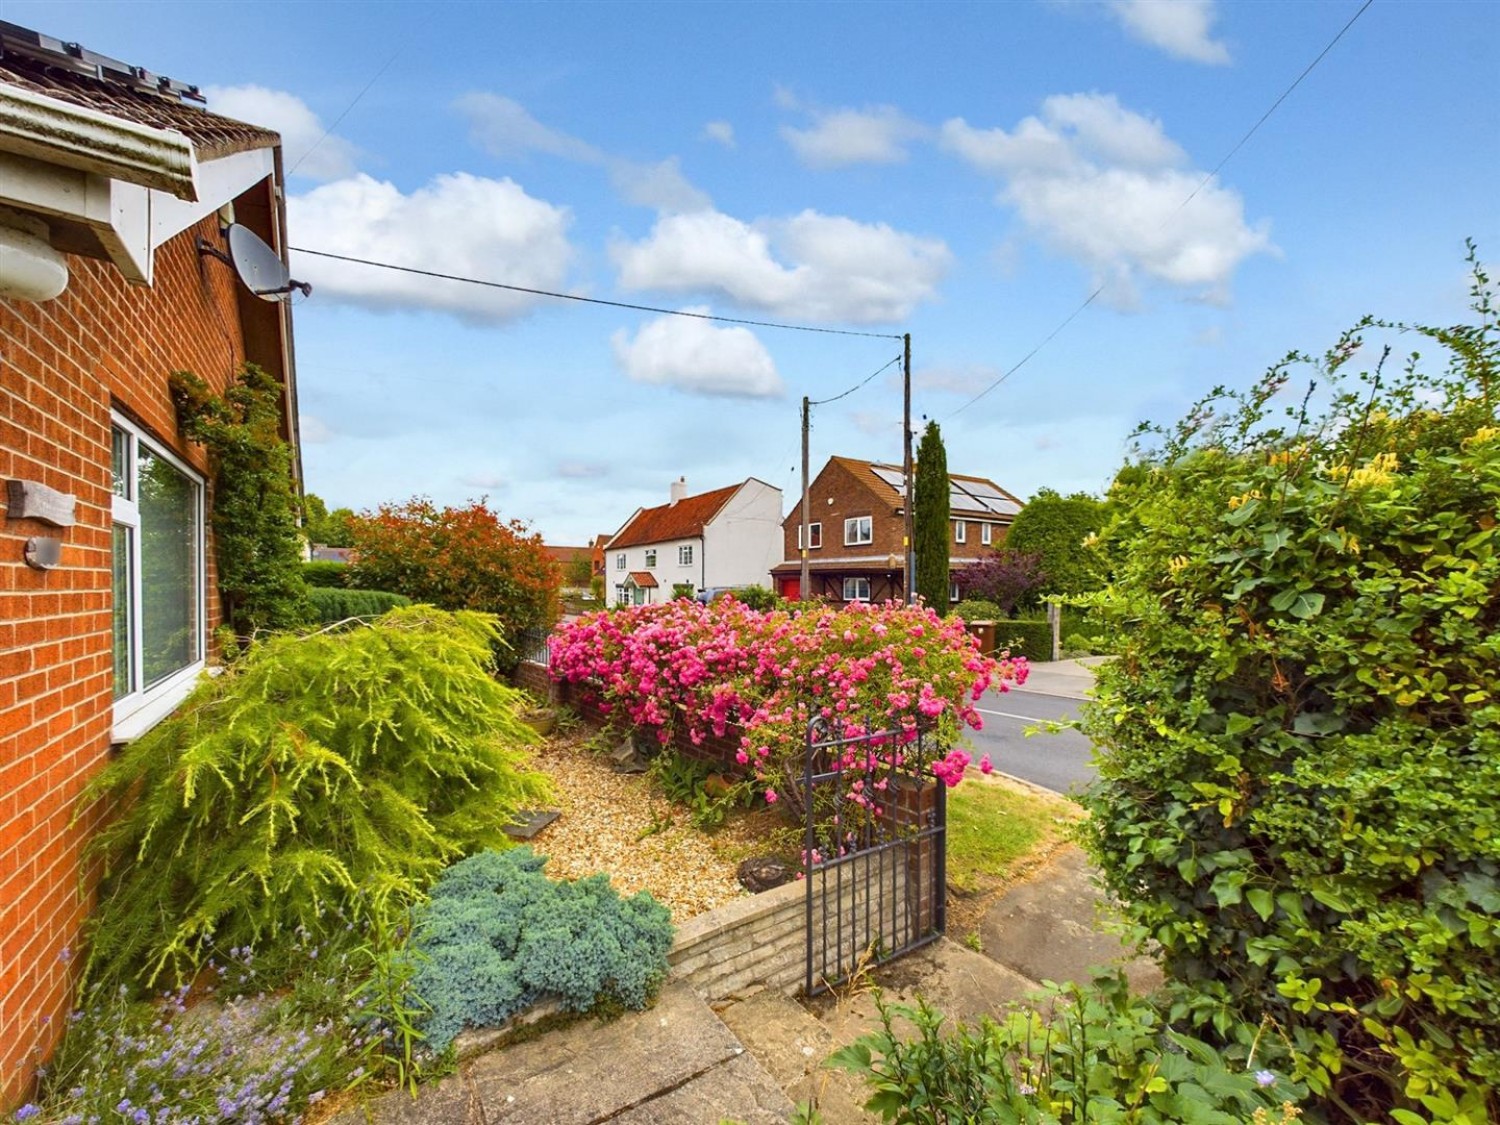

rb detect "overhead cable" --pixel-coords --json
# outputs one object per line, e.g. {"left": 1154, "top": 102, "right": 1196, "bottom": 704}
{"left": 809, "top": 354, "right": 903, "bottom": 406}
{"left": 947, "top": 0, "right": 1377, "bottom": 421}
{"left": 287, "top": 248, "right": 905, "bottom": 340}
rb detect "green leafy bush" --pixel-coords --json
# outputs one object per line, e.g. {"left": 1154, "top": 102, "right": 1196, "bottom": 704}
{"left": 727, "top": 584, "right": 780, "bottom": 611}
{"left": 303, "top": 559, "right": 351, "bottom": 588}
{"left": 170, "top": 365, "right": 311, "bottom": 637}
{"left": 406, "top": 848, "right": 674, "bottom": 1052}
{"left": 995, "top": 618, "right": 1052, "bottom": 662}
{"left": 1080, "top": 251, "right": 1499, "bottom": 1121}
{"left": 78, "top": 606, "right": 552, "bottom": 990}
{"left": 307, "top": 586, "right": 412, "bottom": 624}
{"left": 828, "top": 974, "right": 1306, "bottom": 1123}
{"left": 1004, "top": 488, "right": 1107, "bottom": 600}
{"left": 950, "top": 598, "right": 1002, "bottom": 622}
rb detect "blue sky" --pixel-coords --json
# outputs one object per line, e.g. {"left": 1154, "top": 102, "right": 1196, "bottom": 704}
{"left": 16, "top": 1, "right": 1498, "bottom": 544}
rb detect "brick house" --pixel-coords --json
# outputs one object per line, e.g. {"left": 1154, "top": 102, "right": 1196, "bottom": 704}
{"left": 0, "top": 25, "right": 300, "bottom": 1104}
{"left": 605, "top": 476, "right": 783, "bottom": 605}
{"left": 770, "top": 456, "right": 1022, "bottom": 603}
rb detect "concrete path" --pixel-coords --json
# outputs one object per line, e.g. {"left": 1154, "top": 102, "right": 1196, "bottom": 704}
{"left": 334, "top": 982, "right": 794, "bottom": 1124}
{"left": 979, "top": 843, "right": 1161, "bottom": 994}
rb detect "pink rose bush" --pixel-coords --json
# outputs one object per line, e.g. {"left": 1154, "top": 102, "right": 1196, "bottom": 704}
{"left": 549, "top": 598, "right": 1026, "bottom": 814}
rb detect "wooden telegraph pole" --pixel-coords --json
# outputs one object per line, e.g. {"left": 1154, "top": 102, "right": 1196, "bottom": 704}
{"left": 901, "top": 332, "right": 914, "bottom": 605}
{"left": 800, "top": 394, "right": 811, "bottom": 601}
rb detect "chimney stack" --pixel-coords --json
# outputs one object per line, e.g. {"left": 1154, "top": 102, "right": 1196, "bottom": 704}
{"left": 669, "top": 476, "right": 687, "bottom": 505}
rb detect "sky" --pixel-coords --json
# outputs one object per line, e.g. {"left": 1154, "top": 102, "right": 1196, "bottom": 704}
{"left": 15, "top": 0, "right": 1499, "bottom": 545}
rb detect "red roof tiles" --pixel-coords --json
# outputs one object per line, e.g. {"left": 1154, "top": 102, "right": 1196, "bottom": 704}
{"left": 608, "top": 483, "right": 740, "bottom": 550}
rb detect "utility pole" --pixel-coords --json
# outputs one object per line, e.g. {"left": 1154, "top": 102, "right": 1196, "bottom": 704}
{"left": 902, "top": 332, "right": 914, "bottom": 605}
{"left": 800, "top": 394, "right": 811, "bottom": 601}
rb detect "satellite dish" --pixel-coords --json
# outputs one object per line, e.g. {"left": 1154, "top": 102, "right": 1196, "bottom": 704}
{"left": 198, "top": 224, "right": 311, "bottom": 300}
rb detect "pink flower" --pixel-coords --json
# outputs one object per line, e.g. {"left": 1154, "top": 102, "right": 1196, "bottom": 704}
{"left": 979, "top": 754, "right": 994, "bottom": 775}
{"left": 764, "top": 788, "right": 779, "bottom": 804}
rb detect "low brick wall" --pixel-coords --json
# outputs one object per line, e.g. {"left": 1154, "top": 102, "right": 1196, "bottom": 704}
{"left": 670, "top": 850, "right": 918, "bottom": 1000}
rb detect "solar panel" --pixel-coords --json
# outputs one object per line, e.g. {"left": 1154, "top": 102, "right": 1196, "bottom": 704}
{"left": 871, "top": 466, "right": 906, "bottom": 492}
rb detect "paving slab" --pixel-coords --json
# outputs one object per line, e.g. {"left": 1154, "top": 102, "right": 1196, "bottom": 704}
{"left": 336, "top": 982, "right": 792, "bottom": 1124}
{"left": 979, "top": 844, "right": 1162, "bottom": 993}
{"left": 610, "top": 1052, "right": 794, "bottom": 1124}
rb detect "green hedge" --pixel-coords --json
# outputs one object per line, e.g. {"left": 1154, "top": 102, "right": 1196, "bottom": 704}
{"left": 302, "top": 560, "right": 350, "bottom": 588}
{"left": 993, "top": 617, "right": 1052, "bottom": 661}
{"left": 307, "top": 587, "right": 411, "bottom": 624}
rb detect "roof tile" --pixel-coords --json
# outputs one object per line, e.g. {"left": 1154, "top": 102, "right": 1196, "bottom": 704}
{"left": 609, "top": 483, "right": 740, "bottom": 549}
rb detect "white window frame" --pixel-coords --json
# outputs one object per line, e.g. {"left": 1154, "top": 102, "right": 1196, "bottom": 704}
{"left": 844, "top": 516, "right": 873, "bottom": 546}
{"left": 950, "top": 581, "right": 961, "bottom": 603}
{"left": 111, "top": 413, "right": 207, "bottom": 743}
{"left": 981, "top": 523, "right": 992, "bottom": 546}
{"left": 616, "top": 553, "right": 626, "bottom": 570}
{"left": 843, "top": 576, "right": 872, "bottom": 602}
{"left": 644, "top": 548, "right": 657, "bottom": 568}
{"left": 678, "top": 544, "right": 694, "bottom": 566}
{"left": 955, "top": 520, "right": 967, "bottom": 544}
{"left": 797, "top": 522, "right": 822, "bottom": 550}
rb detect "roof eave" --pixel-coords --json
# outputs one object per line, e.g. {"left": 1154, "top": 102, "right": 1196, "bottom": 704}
{"left": 0, "top": 81, "right": 199, "bottom": 200}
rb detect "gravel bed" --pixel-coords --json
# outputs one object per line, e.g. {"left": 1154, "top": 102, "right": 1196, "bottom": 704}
{"left": 527, "top": 733, "right": 770, "bottom": 920}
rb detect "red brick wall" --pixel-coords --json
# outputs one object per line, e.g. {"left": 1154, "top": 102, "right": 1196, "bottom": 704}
{"left": 781, "top": 459, "right": 905, "bottom": 565}
{"left": 0, "top": 212, "right": 256, "bottom": 1106}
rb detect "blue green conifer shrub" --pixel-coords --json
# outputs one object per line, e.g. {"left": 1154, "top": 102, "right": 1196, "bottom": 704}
{"left": 407, "top": 848, "right": 674, "bottom": 1051}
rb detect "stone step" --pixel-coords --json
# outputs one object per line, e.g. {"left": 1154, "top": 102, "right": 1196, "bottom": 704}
{"left": 333, "top": 982, "right": 794, "bottom": 1124}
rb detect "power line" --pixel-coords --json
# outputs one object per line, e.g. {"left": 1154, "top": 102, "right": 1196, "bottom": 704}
{"left": 288, "top": 247, "right": 905, "bottom": 340}
{"left": 809, "top": 354, "right": 903, "bottom": 405}
{"left": 947, "top": 0, "right": 1376, "bottom": 421}
{"left": 287, "top": 49, "right": 399, "bottom": 177}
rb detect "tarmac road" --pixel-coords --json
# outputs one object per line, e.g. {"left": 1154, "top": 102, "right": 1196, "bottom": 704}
{"left": 968, "top": 686, "right": 1098, "bottom": 796}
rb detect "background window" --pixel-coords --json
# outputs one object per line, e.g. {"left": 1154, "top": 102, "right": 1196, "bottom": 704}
{"left": 678, "top": 544, "right": 694, "bottom": 565}
{"left": 645, "top": 549, "right": 657, "bottom": 567}
{"left": 981, "top": 523, "right": 993, "bottom": 545}
{"left": 616, "top": 553, "right": 626, "bottom": 569}
{"left": 843, "top": 576, "right": 871, "bottom": 602}
{"left": 798, "top": 522, "right": 822, "bottom": 549}
{"left": 955, "top": 521, "right": 967, "bottom": 544}
{"left": 844, "top": 516, "right": 873, "bottom": 545}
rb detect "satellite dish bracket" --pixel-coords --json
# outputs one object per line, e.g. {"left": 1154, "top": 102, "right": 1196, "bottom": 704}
{"left": 195, "top": 227, "right": 312, "bottom": 300}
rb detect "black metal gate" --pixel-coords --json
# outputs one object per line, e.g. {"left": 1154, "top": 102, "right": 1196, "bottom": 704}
{"left": 803, "top": 716, "right": 947, "bottom": 996}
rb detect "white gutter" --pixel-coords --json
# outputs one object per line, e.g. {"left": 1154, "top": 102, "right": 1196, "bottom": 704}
{"left": 0, "top": 82, "right": 198, "bottom": 200}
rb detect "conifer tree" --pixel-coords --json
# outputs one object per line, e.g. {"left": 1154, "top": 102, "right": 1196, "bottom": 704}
{"left": 914, "top": 420, "right": 951, "bottom": 612}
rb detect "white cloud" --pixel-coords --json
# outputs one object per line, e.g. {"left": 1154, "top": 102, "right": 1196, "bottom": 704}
{"left": 288, "top": 172, "right": 574, "bottom": 320}
{"left": 460, "top": 471, "right": 507, "bottom": 489}
{"left": 557, "top": 461, "right": 608, "bottom": 479}
{"left": 612, "top": 209, "right": 950, "bottom": 324}
{"left": 781, "top": 106, "right": 928, "bottom": 168}
{"left": 914, "top": 364, "right": 1001, "bottom": 396}
{"left": 458, "top": 92, "right": 710, "bottom": 214}
{"left": 850, "top": 409, "right": 899, "bottom": 436}
{"left": 455, "top": 92, "right": 601, "bottom": 161}
{"left": 941, "top": 93, "right": 1272, "bottom": 304}
{"left": 611, "top": 311, "right": 784, "bottom": 399}
{"left": 205, "top": 85, "right": 359, "bottom": 180}
{"left": 299, "top": 413, "right": 334, "bottom": 443}
{"left": 609, "top": 157, "right": 713, "bottom": 214}
{"left": 703, "top": 120, "right": 736, "bottom": 148}
{"left": 1106, "top": 0, "right": 1231, "bottom": 65}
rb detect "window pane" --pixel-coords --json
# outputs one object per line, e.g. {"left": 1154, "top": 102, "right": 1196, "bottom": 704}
{"left": 111, "top": 525, "right": 134, "bottom": 700}
{"left": 111, "top": 427, "right": 131, "bottom": 499}
{"left": 138, "top": 448, "right": 200, "bottom": 688}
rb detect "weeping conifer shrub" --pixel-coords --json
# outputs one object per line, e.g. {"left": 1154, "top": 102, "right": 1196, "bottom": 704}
{"left": 78, "top": 605, "right": 553, "bottom": 992}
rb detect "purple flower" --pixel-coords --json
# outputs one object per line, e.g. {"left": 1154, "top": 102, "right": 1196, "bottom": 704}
{"left": 1254, "top": 1069, "right": 1276, "bottom": 1088}
{"left": 15, "top": 1105, "right": 41, "bottom": 1121}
